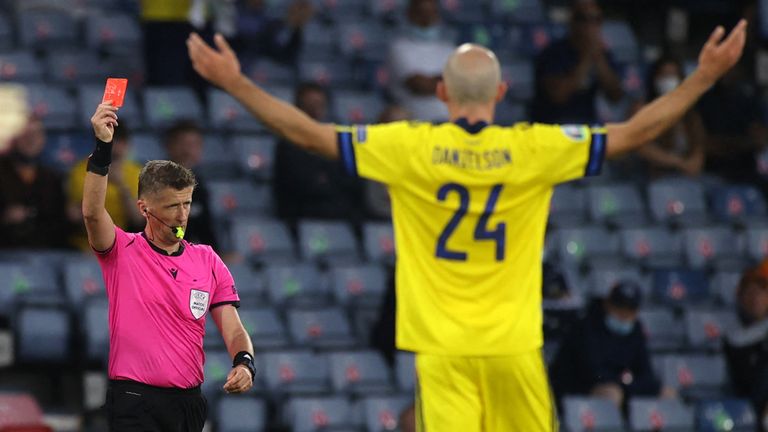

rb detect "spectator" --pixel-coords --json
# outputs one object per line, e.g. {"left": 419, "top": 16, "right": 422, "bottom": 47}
{"left": 633, "top": 56, "right": 706, "bottom": 178}
{"left": 724, "top": 265, "right": 768, "bottom": 431}
{"left": 163, "top": 120, "right": 219, "bottom": 250}
{"left": 273, "top": 82, "right": 365, "bottom": 223}
{"left": 233, "top": 0, "right": 312, "bottom": 67}
{"left": 140, "top": 0, "right": 197, "bottom": 86}
{"left": 551, "top": 281, "right": 673, "bottom": 408}
{"left": 386, "top": 0, "right": 454, "bottom": 121}
{"left": 531, "top": 0, "right": 624, "bottom": 124}
{"left": 67, "top": 123, "right": 143, "bottom": 251}
{"left": 0, "top": 116, "right": 70, "bottom": 249}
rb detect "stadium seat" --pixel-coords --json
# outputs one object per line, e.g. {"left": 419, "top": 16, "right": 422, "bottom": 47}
{"left": 652, "top": 269, "right": 710, "bottom": 308}
{"left": 41, "top": 131, "right": 93, "bottom": 174}
{"left": 238, "top": 307, "right": 289, "bottom": 349}
{"left": 197, "top": 134, "right": 239, "bottom": 180}
{"left": 501, "top": 60, "right": 535, "bottom": 101}
{"left": 144, "top": 87, "right": 204, "bottom": 129}
{"left": 301, "top": 21, "right": 337, "bottom": 59}
{"left": 601, "top": 20, "right": 639, "bottom": 64}
{"left": 367, "top": 0, "right": 404, "bottom": 21}
{"left": 83, "top": 298, "right": 108, "bottom": 364}
{"left": 231, "top": 135, "right": 275, "bottom": 181}
{"left": 638, "top": 308, "right": 685, "bottom": 352}
{"left": 230, "top": 217, "right": 295, "bottom": 265}
{"left": 216, "top": 396, "right": 266, "bottom": 432}
{"left": 130, "top": 132, "right": 165, "bottom": 163}
{"left": 330, "top": 264, "right": 387, "bottom": 308}
{"left": 708, "top": 184, "right": 767, "bottom": 225}
{"left": 628, "top": 397, "right": 694, "bottom": 432}
{"left": 337, "top": 21, "right": 388, "bottom": 61}
{"left": 262, "top": 350, "right": 331, "bottom": 395}
{"left": 555, "top": 226, "right": 621, "bottom": 267}
{"left": 695, "top": 399, "right": 756, "bottom": 432}
{"left": 85, "top": 13, "right": 142, "bottom": 55}
{"left": 203, "top": 317, "right": 224, "bottom": 350}
{"left": 682, "top": 226, "right": 745, "bottom": 270}
{"left": 287, "top": 307, "right": 356, "bottom": 349}
{"left": 359, "top": 395, "right": 412, "bottom": 432}
{"left": 438, "top": 0, "right": 486, "bottom": 23}
{"left": 586, "top": 183, "right": 647, "bottom": 228}
{"left": 15, "top": 305, "right": 70, "bottom": 363}
{"left": 711, "top": 271, "right": 741, "bottom": 306}
{"left": 648, "top": 178, "right": 709, "bottom": 227}
{"left": 333, "top": 90, "right": 385, "bottom": 124}
{"left": 489, "top": 0, "right": 545, "bottom": 23}
{"left": 328, "top": 350, "right": 393, "bottom": 395}
{"left": 202, "top": 350, "right": 238, "bottom": 400}
{"left": 744, "top": 225, "right": 768, "bottom": 262}
{"left": 0, "top": 262, "right": 59, "bottom": 316}
{"left": 247, "top": 58, "right": 297, "bottom": 87}
{"left": 297, "top": 220, "right": 360, "bottom": 265}
{"left": 362, "top": 222, "right": 395, "bottom": 263}
{"left": 0, "top": 51, "right": 43, "bottom": 82}
{"left": 619, "top": 226, "right": 684, "bottom": 268}
{"left": 318, "top": 0, "right": 367, "bottom": 21}
{"left": 63, "top": 256, "right": 105, "bottom": 309}
{"left": 227, "top": 262, "right": 266, "bottom": 303}
{"left": 494, "top": 100, "right": 528, "bottom": 125}
{"left": 78, "top": 84, "right": 143, "bottom": 130}
{"left": 587, "top": 263, "right": 646, "bottom": 299}
{"left": 549, "top": 183, "right": 588, "bottom": 228}
{"left": 0, "top": 14, "right": 12, "bottom": 51}
{"left": 45, "top": 52, "right": 105, "bottom": 85}
{"left": 298, "top": 58, "right": 355, "bottom": 89}
{"left": 207, "top": 89, "right": 263, "bottom": 132}
{"left": 18, "top": 10, "right": 77, "bottom": 49}
{"left": 102, "top": 52, "right": 146, "bottom": 85}
{"left": 684, "top": 309, "right": 739, "bottom": 351}
{"left": 395, "top": 351, "right": 415, "bottom": 392}
{"left": 286, "top": 396, "right": 355, "bottom": 432}
{"left": 266, "top": 263, "right": 328, "bottom": 307}
{"left": 24, "top": 84, "right": 77, "bottom": 129}
{"left": 562, "top": 396, "right": 624, "bottom": 432}
{"left": 207, "top": 180, "right": 273, "bottom": 220}
{"left": 660, "top": 354, "right": 728, "bottom": 400}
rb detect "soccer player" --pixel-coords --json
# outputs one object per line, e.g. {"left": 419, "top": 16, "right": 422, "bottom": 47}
{"left": 188, "top": 19, "right": 746, "bottom": 431}
{"left": 85, "top": 105, "right": 256, "bottom": 431}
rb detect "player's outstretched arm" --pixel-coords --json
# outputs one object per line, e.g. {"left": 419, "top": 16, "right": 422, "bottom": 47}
{"left": 83, "top": 104, "right": 118, "bottom": 252}
{"left": 187, "top": 33, "right": 337, "bottom": 159}
{"left": 605, "top": 19, "right": 747, "bottom": 158}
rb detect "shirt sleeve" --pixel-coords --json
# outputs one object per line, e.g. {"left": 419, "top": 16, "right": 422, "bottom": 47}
{"left": 335, "top": 121, "right": 415, "bottom": 184}
{"left": 209, "top": 251, "right": 239, "bottom": 309}
{"left": 517, "top": 123, "right": 607, "bottom": 185}
{"left": 93, "top": 225, "right": 130, "bottom": 262}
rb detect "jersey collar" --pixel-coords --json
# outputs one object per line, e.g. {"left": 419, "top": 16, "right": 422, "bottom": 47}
{"left": 454, "top": 118, "right": 489, "bottom": 134}
{"left": 142, "top": 232, "right": 185, "bottom": 257}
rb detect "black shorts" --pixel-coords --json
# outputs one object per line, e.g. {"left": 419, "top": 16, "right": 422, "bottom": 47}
{"left": 106, "top": 380, "right": 207, "bottom": 432}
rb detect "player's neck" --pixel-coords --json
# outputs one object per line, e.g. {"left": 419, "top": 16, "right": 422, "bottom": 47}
{"left": 448, "top": 105, "right": 494, "bottom": 125}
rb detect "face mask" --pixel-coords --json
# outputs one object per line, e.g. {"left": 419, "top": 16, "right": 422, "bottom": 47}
{"left": 408, "top": 25, "right": 442, "bottom": 41}
{"left": 655, "top": 76, "right": 680, "bottom": 95}
{"left": 605, "top": 314, "right": 635, "bottom": 336}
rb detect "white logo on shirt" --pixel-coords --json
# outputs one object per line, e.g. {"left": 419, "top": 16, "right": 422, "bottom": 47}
{"left": 189, "top": 289, "right": 210, "bottom": 320}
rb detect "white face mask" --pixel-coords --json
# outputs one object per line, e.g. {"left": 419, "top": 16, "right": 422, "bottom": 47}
{"left": 655, "top": 76, "right": 680, "bottom": 95}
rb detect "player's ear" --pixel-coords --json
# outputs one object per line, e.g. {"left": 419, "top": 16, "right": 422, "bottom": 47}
{"left": 436, "top": 80, "right": 449, "bottom": 103}
{"left": 495, "top": 81, "right": 508, "bottom": 103}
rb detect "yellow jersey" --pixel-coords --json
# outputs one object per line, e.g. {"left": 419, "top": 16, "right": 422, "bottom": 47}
{"left": 140, "top": 0, "right": 191, "bottom": 21}
{"left": 336, "top": 121, "right": 606, "bottom": 356}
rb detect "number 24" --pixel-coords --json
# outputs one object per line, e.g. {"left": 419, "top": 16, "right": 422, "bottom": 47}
{"left": 436, "top": 183, "right": 506, "bottom": 261}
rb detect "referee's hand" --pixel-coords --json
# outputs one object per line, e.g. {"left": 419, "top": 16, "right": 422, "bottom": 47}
{"left": 223, "top": 365, "right": 253, "bottom": 394}
{"left": 91, "top": 103, "right": 118, "bottom": 143}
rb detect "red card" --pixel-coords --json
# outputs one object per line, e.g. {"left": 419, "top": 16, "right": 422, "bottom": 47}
{"left": 102, "top": 78, "right": 128, "bottom": 107}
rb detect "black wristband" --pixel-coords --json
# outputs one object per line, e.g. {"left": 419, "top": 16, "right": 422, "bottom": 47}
{"left": 233, "top": 351, "right": 256, "bottom": 382}
{"left": 86, "top": 156, "right": 109, "bottom": 176}
{"left": 87, "top": 138, "right": 113, "bottom": 173}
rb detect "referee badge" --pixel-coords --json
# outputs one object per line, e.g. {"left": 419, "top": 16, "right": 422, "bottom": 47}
{"left": 189, "top": 289, "right": 210, "bottom": 319}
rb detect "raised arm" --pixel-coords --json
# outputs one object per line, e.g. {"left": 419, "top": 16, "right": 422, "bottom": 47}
{"left": 187, "top": 33, "right": 337, "bottom": 159}
{"left": 606, "top": 20, "right": 747, "bottom": 158}
{"left": 83, "top": 104, "right": 119, "bottom": 251}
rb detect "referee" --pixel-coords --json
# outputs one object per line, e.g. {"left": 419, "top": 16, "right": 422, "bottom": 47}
{"left": 85, "top": 104, "right": 255, "bottom": 431}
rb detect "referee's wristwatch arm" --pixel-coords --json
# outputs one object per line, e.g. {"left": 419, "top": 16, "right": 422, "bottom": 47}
{"left": 83, "top": 104, "right": 118, "bottom": 252}
{"left": 605, "top": 20, "right": 747, "bottom": 158}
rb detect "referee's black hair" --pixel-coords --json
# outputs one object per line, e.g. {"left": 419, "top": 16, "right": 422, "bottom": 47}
{"left": 138, "top": 160, "right": 197, "bottom": 198}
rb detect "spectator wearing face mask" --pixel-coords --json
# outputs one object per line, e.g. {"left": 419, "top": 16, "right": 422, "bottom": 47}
{"left": 633, "top": 56, "right": 706, "bottom": 178}
{"left": 550, "top": 281, "right": 675, "bottom": 408}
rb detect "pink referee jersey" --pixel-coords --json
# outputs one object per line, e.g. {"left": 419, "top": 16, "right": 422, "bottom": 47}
{"left": 95, "top": 226, "right": 239, "bottom": 388}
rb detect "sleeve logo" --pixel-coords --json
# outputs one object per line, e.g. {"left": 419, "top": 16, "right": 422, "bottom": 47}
{"left": 560, "top": 125, "right": 587, "bottom": 142}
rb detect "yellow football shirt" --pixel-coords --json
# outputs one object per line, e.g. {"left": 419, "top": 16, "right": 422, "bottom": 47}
{"left": 336, "top": 121, "right": 606, "bottom": 356}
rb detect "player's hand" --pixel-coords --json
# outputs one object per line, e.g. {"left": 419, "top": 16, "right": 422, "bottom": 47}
{"left": 91, "top": 103, "right": 117, "bottom": 143}
{"left": 223, "top": 365, "right": 253, "bottom": 394}
{"left": 187, "top": 33, "right": 241, "bottom": 91}
{"left": 697, "top": 19, "right": 747, "bottom": 85}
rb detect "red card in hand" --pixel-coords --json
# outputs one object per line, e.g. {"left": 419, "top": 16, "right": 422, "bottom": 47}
{"left": 102, "top": 78, "right": 128, "bottom": 107}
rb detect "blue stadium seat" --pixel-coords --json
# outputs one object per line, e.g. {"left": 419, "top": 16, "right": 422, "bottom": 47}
{"left": 25, "top": 84, "right": 77, "bottom": 129}
{"left": 367, "top": 0, "right": 404, "bottom": 22}
{"left": 660, "top": 354, "right": 728, "bottom": 400}
{"left": 684, "top": 309, "right": 739, "bottom": 352}
{"left": 629, "top": 397, "right": 694, "bottom": 432}
{"left": 0, "top": 262, "right": 59, "bottom": 316}
{"left": 695, "top": 399, "right": 756, "bottom": 432}
{"left": 328, "top": 350, "right": 393, "bottom": 395}
{"left": 85, "top": 13, "right": 142, "bottom": 55}
{"left": 15, "top": 305, "right": 70, "bottom": 362}
{"left": 202, "top": 350, "right": 238, "bottom": 400}
{"left": 207, "top": 89, "right": 262, "bottom": 132}
{"left": 652, "top": 269, "right": 710, "bottom": 307}
{"left": 587, "top": 183, "right": 647, "bottom": 228}
{"left": 711, "top": 271, "right": 741, "bottom": 306}
{"left": 144, "top": 87, "right": 204, "bottom": 129}
{"left": 648, "top": 178, "right": 709, "bottom": 227}
{"left": 247, "top": 58, "right": 297, "bottom": 87}
{"left": 18, "top": 10, "right": 76, "bottom": 49}
{"left": 682, "top": 226, "right": 745, "bottom": 270}
{"left": 0, "top": 14, "right": 12, "bottom": 51}
{"left": 363, "top": 222, "right": 395, "bottom": 263}
{"left": 337, "top": 21, "right": 388, "bottom": 60}
{"left": 555, "top": 226, "right": 621, "bottom": 267}
{"left": 588, "top": 264, "right": 646, "bottom": 299}
{"left": 84, "top": 298, "right": 108, "bottom": 364}
{"left": 239, "top": 307, "right": 289, "bottom": 349}
{"left": 301, "top": 21, "right": 337, "bottom": 59}
{"left": 41, "top": 131, "right": 93, "bottom": 173}
{"left": 297, "top": 220, "right": 360, "bottom": 265}
{"left": 203, "top": 317, "right": 224, "bottom": 350}
{"left": 63, "top": 256, "right": 105, "bottom": 309}
{"left": 266, "top": 264, "right": 328, "bottom": 307}
{"left": 227, "top": 262, "right": 266, "bottom": 303}
{"left": 601, "top": 20, "right": 639, "bottom": 64}
{"left": 216, "top": 396, "right": 266, "bottom": 432}
{"left": 359, "top": 395, "right": 412, "bottom": 432}
{"left": 619, "top": 227, "right": 684, "bottom": 268}
{"left": 333, "top": 90, "right": 385, "bottom": 124}
{"left": 130, "top": 132, "right": 165, "bottom": 163}
{"left": 230, "top": 218, "right": 295, "bottom": 265}
{"left": 207, "top": 180, "right": 273, "bottom": 220}
{"left": 515, "top": 23, "right": 567, "bottom": 57}
{"left": 45, "top": 52, "right": 105, "bottom": 85}
{"left": 330, "top": 264, "right": 387, "bottom": 308}
{"left": 562, "top": 396, "right": 624, "bottom": 432}
{"left": 0, "top": 51, "right": 43, "bottom": 82}
{"left": 638, "top": 308, "right": 685, "bottom": 352}
{"left": 745, "top": 225, "right": 768, "bottom": 262}
{"left": 708, "top": 184, "right": 767, "bottom": 224}
{"left": 494, "top": 100, "right": 528, "bottom": 125}
{"left": 286, "top": 396, "right": 355, "bottom": 432}
{"left": 102, "top": 53, "right": 145, "bottom": 85}
{"left": 298, "top": 59, "right": 355, "bottom": 89}
{"left": 489, "top": 0, "right": 545, "bottom": 23}
{"left": 287, "top": 307, "right": 356, "bottom": 349}
{"left": 197, "top": 134, "right": 239, "bottom": 180}
{"left": 549, "top": 183, "right": 588, "bottom": 228}
{"left": 438, "top": 0, "right": 486, "bottom": 23}
{"left": 231, "top": 134, "right": 275, "bottom": 181}
{"left": 501, "top": 60, "right": 535, "bottom": 101}
{"left": 78, "top": 84, "right": 143, "bottom": 130}
{"left": 395, "top": 351, "right": 415, "bottom": 392}
{"left": 262, "top": 350, "right": 330, "bottom": 395}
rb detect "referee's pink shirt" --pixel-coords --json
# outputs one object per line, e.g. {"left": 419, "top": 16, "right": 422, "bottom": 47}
{"left": 95, "top": 227, "right": 240, "bottom": 388}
